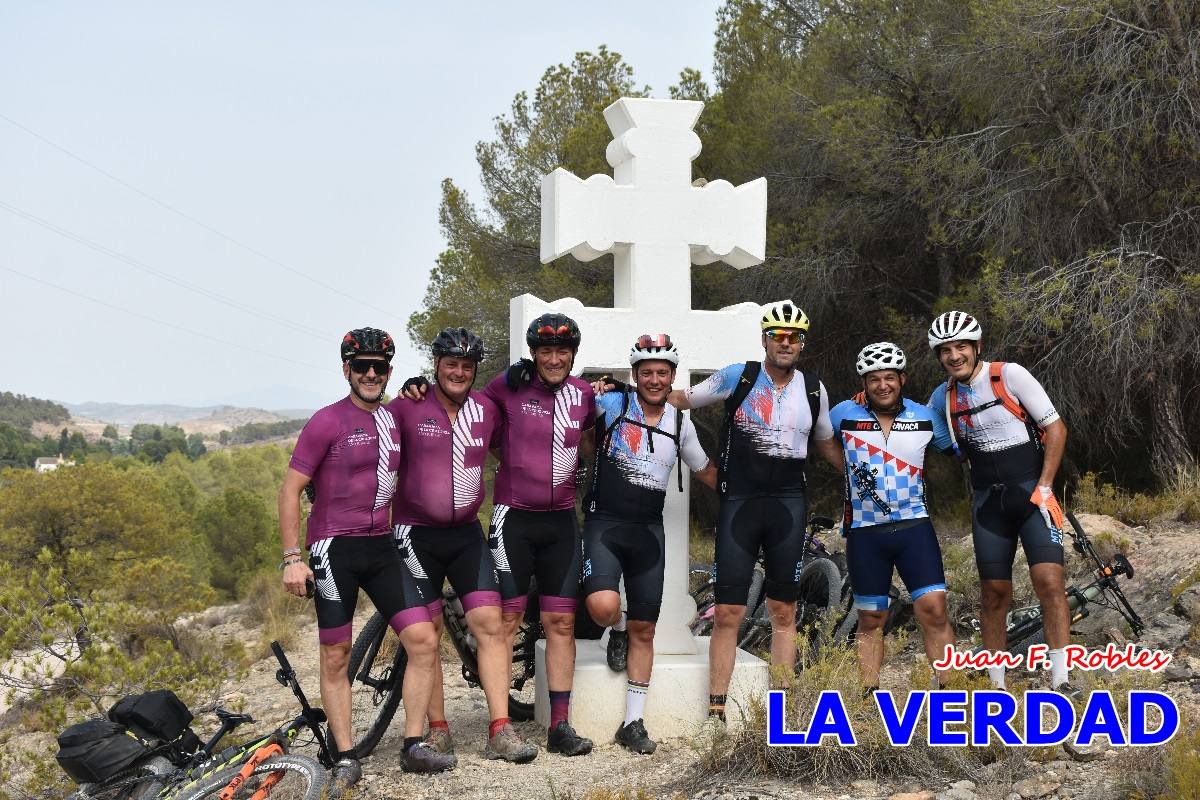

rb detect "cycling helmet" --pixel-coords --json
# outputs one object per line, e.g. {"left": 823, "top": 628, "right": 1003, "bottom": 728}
{"left": 526, "top": 313, "right": 581, "bottom": 349}
{"left": 431, "top": 327, "right": 485, "bottom": 363}
{"left": 760, "top": 300, "right": 810, "bottom": 332}
{"left": 856, "top": 342, "right": 907, "bottom": 376}
{"left": 341, "top": 327, "right": 395, "bottom": 362}
{"left": 927, "top": 311, "right": 982, "bottom": 351}
{"left": 629, "top": 333, "right": 679, "bottom": 367}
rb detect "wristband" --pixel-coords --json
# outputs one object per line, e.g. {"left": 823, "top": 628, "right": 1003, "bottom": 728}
{"left": 279, "top": 557, "right": 303, "bottom": 570}
{"left": 281, "top": 547, "right": 302, "bottom": 558}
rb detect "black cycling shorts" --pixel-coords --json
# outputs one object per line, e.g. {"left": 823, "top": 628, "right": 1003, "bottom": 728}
{"left": 395, "top": 521, "right": 500, "bottom": 616}
{"left": 846, "top": 519, "right": 946, "bottom": 611}
{"left": 489, "top": 505, "right": 581, "bottom": 614}
{"left": 308, "top": 533, "right": 431, "bottom": 645}
{"left": 714, "top": 494, "right": 807, "bottom": 605}
{"left": 582, "top": 516, "right": 666, "bottom": 623}
{"left": 972, "top": 478, "right": 1065, "bottom": 580}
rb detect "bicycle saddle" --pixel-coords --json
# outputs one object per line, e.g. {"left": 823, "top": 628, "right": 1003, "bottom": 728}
{"left": 214, "top": 707, "right": 255, "bottom": 726}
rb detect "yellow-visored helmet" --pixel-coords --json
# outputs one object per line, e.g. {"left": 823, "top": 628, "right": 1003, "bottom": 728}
{"left": 760, "top": 300, "right": 810, "bottom": 332}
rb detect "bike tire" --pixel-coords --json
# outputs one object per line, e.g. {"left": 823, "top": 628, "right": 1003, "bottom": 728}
{"left": 172, "top": 754, "right": 328, "bottom": 800}
{"left": 1007, "top": 624, "right": 1046, "bottom": 657}
{"left": 68, "top": 757, "right": 174, "bottom": 800}
{"left": 833, "top": 585, "right": 904, "bottom": 645}
{"left": 343, "top": 611, "right": 406, "bottom": 757}
{"left": 795, "top": 557, "right": 844, "bottom": 648}
{"left": 690, "top": 586, "right": 715, "bottom": 636}
{"left": 507, "top": 619, "right": 540, "bottom": 722}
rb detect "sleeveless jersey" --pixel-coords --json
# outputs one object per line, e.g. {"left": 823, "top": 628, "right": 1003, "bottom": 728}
{"left": 685, "top": 362, "right": 833, "bottom": 496}
{"left": 484, "top": 372, "right": 597, "bottom": 511}
{"left": 387, "top": 391, "right": 500, "bottom": 528}
{"left": 829, "top": 398, "right": 934, "bottom": 529}
{"left": 289, "top": 396, "right": 399, "bottom": 545}
{"left": 585, "top": 391, "right": 709, "bottom": 523}
{"left": 928, "top": 361, "right": 1059, "bottom": 487}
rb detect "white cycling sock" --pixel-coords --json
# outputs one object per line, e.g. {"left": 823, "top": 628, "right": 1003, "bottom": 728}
{"left": 1049, "top": 648, "right": 1068, "bottom": 687}
{"left": 612, "top": 612, "right": 627, "bottom": 632}
{"left": 988, "top": 665, "right": 1006, "bottom": 689}
{"left": 624, "top": 679, "right": 649, "bottom": 726}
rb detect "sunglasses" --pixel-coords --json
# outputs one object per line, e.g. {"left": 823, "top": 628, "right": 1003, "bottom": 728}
{"left": 536, "top": 324, "right": 571, "bottom": 338}
{"left": 349, "top": 359, "right": 391, "bottom": 375}
{"left": 636, "top": 333, "right": 673, "bottom": 349}
{"left": 765, "top": 329, "right": 804, "bottom": 344}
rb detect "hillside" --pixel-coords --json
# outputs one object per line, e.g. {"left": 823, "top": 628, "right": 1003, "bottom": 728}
{"left": 64, "top": 402, "right": 309, "bottom": 428}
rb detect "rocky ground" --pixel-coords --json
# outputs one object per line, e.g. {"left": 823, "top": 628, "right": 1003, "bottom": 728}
{"left": 9, "top": 515, "right": 1200, "bottom": 800}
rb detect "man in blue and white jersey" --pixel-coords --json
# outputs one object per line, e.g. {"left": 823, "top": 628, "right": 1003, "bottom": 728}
{"left": 828, "top": 342, "right": 955, "bottom": 692}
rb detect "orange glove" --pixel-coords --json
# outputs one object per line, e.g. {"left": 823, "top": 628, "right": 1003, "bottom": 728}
{"left": 1030, "top": 485, "right": 1066, "bottom": 539}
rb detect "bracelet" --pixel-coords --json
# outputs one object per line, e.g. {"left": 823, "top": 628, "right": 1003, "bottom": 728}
{"left": 279, "top": 557, "right": 303, "bottom": 570}
{"left": 281, "top": 547, "right": 302, "bottom": 558}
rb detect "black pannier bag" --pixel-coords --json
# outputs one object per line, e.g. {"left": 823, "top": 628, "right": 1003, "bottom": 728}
{"left": 56, "top": 718, "right": 150, "bottom": 783}
{"left": 108, "top": 689, "right": 193, "bottom": 744}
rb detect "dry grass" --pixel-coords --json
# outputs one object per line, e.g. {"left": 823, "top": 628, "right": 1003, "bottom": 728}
{"left": 240, "top": 570, "right": 311, "bottom": 660}
{"left": 1073, "top": 471, "right": 1200, "bottom": 527}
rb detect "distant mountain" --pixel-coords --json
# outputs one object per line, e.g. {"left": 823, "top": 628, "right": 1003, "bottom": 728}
{"left": 63, "top": 402, "right": 312, "bottom": 432}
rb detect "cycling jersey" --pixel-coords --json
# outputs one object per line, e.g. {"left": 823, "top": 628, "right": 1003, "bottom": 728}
{"left": 290, "top": 396, "right": 399, "bottom": 545}
{"left": 929, "top": 361, "right": 1059, "bottom": 487}
{"left": 585, "top": 391, "right": 709, "bottom": 523}
{"left": 484, "top": 373, "right": 596, "bottom": 511}
{"left": 686, "top": 362, "right": 833, "bottom": 497}
{"left": 829, "top": 398, "right": 934, "bottom": 529}
{"left": 387, "top": 392, "right": 500, "bottom": 528}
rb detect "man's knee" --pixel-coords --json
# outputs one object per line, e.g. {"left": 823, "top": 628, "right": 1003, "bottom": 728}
{"left": 627, "top": 620, "right": 655, "bottom": 646}
{"left": 766, "top": 599, "right": 796, "bottom": 629}
{"left": 467, "top": 608, "right": 505, "bottom": 641}
{"left": 714, "top": 604, "right": 747, "bottom": 631}
{"left": 980, "top": 581, "right": 1012, "bottom": 611}
{"left": 855, "top": 610, "right": 889, "bottom": 633}
{"left": 401, "top": 624, "right": 439, "bottom": 664}
{"left": 320, "top": 642, "right": 351, "bottom": 677}
{"left": 914, "top": 596, "right": 949, "bottom": 629}
{"left": 1030, "top": 564, "right": 1066, "bottom": 599}
{"left": 585, "top": 593, "right": 620, "bottom": 627}
{"left": 542, "top": 611, "right": 576, "bottom": 639}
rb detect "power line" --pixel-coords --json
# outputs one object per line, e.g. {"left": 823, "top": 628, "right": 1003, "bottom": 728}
{"left": 0, "top": 264, "right": 327, "bottom": 372}
{"left": 0, "top": 111, "right": 404, "bottom": 322}
{"left": 0, "top": 199, "right": 335, "bottom": 341}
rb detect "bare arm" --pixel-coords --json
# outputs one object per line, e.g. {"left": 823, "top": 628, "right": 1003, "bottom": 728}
{"left": 278, "top": 468, "right": 315, "bottom": 597}
{"left": 1038, "top": 419, "right": 1067, "bottom": 488}
{"left": 812, "top": 435, "right": 844, "bottom": 474}
{"left": 667, "top": 389, "right": 691, "bottom": 410}
{"left": 693, "top": 460, "right": 717, "bottom": 491}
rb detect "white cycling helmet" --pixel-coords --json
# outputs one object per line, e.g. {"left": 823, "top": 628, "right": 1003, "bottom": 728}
{"left": 928, "top": 310, "right": 982, "bottom": 351}
{"left": 856, "top": 342, "right": 907, "bottom": 376}
{"left": 629, "top": 333, "right": 679, "bottom": 367}
{"left": 760, "top": 300, "right": 810, "bottom": 332}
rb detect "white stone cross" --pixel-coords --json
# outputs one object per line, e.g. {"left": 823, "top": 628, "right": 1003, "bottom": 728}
{"left": 513, "top": 97, "right": 767, "bottom": 656}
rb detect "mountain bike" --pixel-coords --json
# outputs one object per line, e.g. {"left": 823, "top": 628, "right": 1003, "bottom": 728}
{"left": 68, "top": 642, "right": 332, "bottom": 800}
{"left": 979, "top": 511, "right": 1147, "bottom": 655}
{"left": 690, "top": 515, "right": 849, "bottom": 651}
{"left": 343, "top": 585, "right": 545, "bottom": 756}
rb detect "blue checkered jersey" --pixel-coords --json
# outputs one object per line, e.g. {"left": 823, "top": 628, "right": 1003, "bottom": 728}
{"left": 829, "top": 398, "right": 935, "bottom": 529}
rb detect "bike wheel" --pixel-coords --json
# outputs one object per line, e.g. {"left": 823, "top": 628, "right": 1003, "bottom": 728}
{"left": 173, "top": 754, "right": 328, "bottom": 800}
{"left": 796, "top": 557, "right": 844, "bottom": 649}
{"left": 508, "top": 618, "right": 541, "bottom": 721}
{"left": 690, "top": 586, "right": 716, "bottom": 636}
{"left": 69, "top": 757, "right": 173, "bottom": 800}
{"left": 735, "top": 566, "right": 767, "bottom": 643}
{"left": 833, "top": 584, "right": 904, "bottom": 645}
{"left": 1007, "top": 624, "right": 1046, "bottom": 656}
{"left": 343, "top": 611, "right": 406, "bottom": 757}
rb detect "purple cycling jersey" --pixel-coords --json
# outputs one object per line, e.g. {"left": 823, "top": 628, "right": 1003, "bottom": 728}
{"left": 289, "top": 396, "right": 399, "bottom": 546}
{"left": 388, "top": 391, "right": 501, "bottom": 527}
{"left": 484, "top": 372, "right": 596, "bottom": 511}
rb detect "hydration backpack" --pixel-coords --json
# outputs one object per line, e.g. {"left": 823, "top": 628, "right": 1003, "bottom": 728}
{"left": 944, "top": 361, "right": 1046, "bottom": 452}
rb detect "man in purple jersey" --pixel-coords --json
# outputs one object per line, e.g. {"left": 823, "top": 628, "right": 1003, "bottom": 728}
{"left": 279, "top": 328, "right": 454, "bottom": 784}
{"left": 388, "top": 328, "right": 538, "bottom": 764}
{"left": 402, "top": 313, "right": 597, "bottom": 756}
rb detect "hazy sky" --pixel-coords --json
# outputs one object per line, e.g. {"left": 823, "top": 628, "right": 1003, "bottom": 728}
{"left": 1, "top": 2, "right": 722, "bottom": 409}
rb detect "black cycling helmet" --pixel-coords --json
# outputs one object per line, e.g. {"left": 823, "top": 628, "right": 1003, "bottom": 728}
{"left": 341, "top": 327, "right": 395, "bottom": 362}
{"left": 525, "top": 313, "right": 581, "bottom": 350}
{"left": 431, "top": 327, "right": 485, "bottom": 363}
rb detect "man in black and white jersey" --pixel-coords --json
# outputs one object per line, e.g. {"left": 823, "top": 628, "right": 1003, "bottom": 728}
{"left": 668, "top": 300, "right": 843, "bottom": 724}
{"left": 926, "top": 311, "right": 1074, "bottom": 694}
{"left": 586, "top": 334, "right": 717, "bottom": 754}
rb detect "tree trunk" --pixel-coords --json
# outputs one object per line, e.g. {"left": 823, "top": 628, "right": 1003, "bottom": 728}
{"left": 1149, "top": 363, "right": 1198, "bottom": 486}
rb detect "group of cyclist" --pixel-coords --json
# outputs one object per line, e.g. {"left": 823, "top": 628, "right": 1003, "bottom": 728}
{"left": 277, "top": 299, "right": 1075, "bottom": 788}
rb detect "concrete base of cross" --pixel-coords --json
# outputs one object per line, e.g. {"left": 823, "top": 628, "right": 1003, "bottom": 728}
{"left": 533, "top": 635, "right": 769, "bottom": 743}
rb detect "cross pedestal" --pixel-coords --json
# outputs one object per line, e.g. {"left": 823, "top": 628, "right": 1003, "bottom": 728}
{"left": 517, "top": 97, "right": 772, "bottom": 740}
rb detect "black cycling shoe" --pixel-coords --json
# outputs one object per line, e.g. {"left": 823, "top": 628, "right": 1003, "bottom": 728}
{"left": 401, "top": 741, "right": 457, "bottom": 773}
{"left": 330, "top": 757, "right": 362, "bottom": 797}
{"left": 547, "top": 720, "right": 593, "bottom": 756}
{"left": 614, "top": 719, "right": 657, "bottom": 754}
{"left": 607, "top": 629, "right": 629, "bottom": 672}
